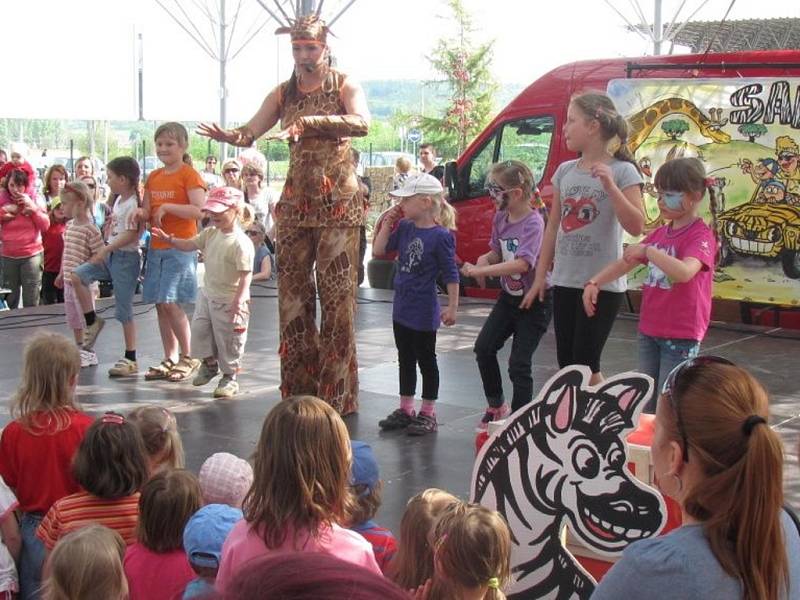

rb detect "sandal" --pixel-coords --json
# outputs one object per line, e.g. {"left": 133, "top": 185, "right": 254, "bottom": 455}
{"left": 167, "top": 356, "right": 201, "bottom": 382}
{"left": 144, "top": 358, "right": 175, "bottom": 381}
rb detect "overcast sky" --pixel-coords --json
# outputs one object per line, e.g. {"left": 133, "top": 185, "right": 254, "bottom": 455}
{"left": 3, "top": 0, "right": 797, "bottom": 122}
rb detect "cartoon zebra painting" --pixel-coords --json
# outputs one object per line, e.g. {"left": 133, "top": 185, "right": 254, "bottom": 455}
{"left": 471, "top": 366, "right": 667, "bottom": 599}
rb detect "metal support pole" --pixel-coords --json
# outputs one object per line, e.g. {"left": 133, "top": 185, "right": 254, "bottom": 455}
{"left": 300, "top": 0, "right": 317, "bottom": 16}
{"left": 653, "top": 0, "right": 663, "bottom": 55}
{"left": 137, "top": 32, "right": 144, "bottom": 120}
{"left": 219, "top": 0, "right": 228, "bottom": 161}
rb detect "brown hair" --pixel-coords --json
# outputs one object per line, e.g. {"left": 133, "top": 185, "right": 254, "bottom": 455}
{"left": 43, "top": 164, "right": 68, "bottom": 200}
{"left": 128, "top": 405, "right": 185, "bottom": 471}
{"left": 389, "top": 488, "right": 459, "bottom": 589}
{"left": 347, "top": 480, "right": 384, "bottom": 526}
{"left": 242, "top": 396, "right": 352, "bottom": 549}
{"left": 420, "top": 143, "right": 436, "bottom": 155}
{"left": 154, "top": 122, "right": 189, "bottom": 146}
{"left": 72, "top": 413, "right": 150, "bottom": 500}
{"left": 75, "top": 156, "right": 94, "bottom": 176}
{"left": 662, "top": 363, "right": 788, "bottom": 600}
{"left": 489, "top": 160, "right": 540, "bottom": 207}
{"left": 654, "top": 157, "right": 720, "bottom": 242}
{"left": 137, "top": 469, "right": 202, "bottom": 553}
{"left": 43, "top": 524, "right": 127, "bottom": 600}
{"left": 570, "top": 91, "right": 640, "bottom": 172}
{"left": 430, "top": 502, "right": 512, "bottom": 600}
{"left": 11, "top": 332, "right": 81, "bottom": 432}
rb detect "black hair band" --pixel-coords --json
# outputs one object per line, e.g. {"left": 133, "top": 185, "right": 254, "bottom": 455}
{"left": 742, "top": 415, "right": 766, "bottom": 436}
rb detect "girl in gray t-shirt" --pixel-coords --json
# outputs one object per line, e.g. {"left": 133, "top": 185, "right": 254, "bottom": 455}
{"left": 522, "top": 92, "right": 644, "bottom": 383}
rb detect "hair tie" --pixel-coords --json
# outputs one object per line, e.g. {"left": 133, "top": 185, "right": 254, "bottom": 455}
{"left": 160, "top": 408, "right": 174, "bottom": 432}
{"left": 101, "top": 412, "right": 125, "bottom": 425}
{"left": 487, "top": 577, "right": 500, "bottom": 589}
{"left": 742, "top": 415, "right": 766, "bottom": 436}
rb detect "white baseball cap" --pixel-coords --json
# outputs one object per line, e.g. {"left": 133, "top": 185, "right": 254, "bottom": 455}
{"left": 389, "top": 173, "right": 443, "bottom": 198}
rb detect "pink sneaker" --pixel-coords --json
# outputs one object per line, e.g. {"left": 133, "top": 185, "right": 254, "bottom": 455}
{"left": 476, "top": 404, "right": 510, "bottom": 432}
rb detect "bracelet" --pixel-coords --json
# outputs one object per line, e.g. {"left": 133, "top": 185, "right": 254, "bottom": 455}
{"left": 584, "top": 279, "right": 598, "bottom": 288}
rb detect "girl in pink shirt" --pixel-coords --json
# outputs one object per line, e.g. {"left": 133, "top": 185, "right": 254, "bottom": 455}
{"left": 0, "top": 168, "right": 49, "bottom": 309}
{"left": 583, "top": 157, "right": 718, "bottom": 413}
{"left": 216, "top": 396, "right": 380, "bottom": 592}
{"left": 123, "top": 469, "right": 201, "bottom": 600}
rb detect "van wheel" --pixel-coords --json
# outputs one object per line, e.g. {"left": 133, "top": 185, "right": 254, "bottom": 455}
{"left": 718, "top": 241, "right": 734, "bottom": 268}
{"left": 781, "top": 250, "right": 800, "bottom": 279}
{"left": 367, "top": 259, "right": 396, "bottom": 289}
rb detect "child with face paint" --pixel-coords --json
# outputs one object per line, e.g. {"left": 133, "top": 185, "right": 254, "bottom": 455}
{"left": 583, "top": 157, "right": 718, "bottom": 413}
{"left": 461, "top": 161, "right": 552, "bottom": 428}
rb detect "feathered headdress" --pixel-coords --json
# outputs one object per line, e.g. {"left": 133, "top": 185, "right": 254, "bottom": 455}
{"left": 275, "top": 14, "right": 329, "bottom": 44}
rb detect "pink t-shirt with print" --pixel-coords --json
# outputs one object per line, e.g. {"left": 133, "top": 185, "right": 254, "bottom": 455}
{"left": 638, "top": 218, "right": 717, "bottom": 341}
{"left": 215, "top": 519, "right": 381, "bottom": 592}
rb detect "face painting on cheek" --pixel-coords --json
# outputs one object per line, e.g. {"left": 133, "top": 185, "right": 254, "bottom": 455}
{"left": 660, "top": 191, "right": 685, "bottom": 211}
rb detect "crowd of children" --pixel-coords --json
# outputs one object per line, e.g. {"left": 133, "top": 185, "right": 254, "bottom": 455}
{"left": 0, "top": 339, "right": 513, "bottom": 599}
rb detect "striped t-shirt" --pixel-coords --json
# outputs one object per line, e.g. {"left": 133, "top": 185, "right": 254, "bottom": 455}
{"left": 36, "top": 490, "right": 140, "bottom": 550}
{"left": 61, "top": 220, "right": 103, "bottom": 279}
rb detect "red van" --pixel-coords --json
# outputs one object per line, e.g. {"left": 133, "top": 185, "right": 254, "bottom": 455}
{"left": 372, "top": 49, "right": 800, "bottom": 324}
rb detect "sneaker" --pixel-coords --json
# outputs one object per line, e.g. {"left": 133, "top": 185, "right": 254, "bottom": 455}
{"left": 80, "top": 349, "right": 98, "bottom": 368}
{"left": 476, "top": 404, "right": 510, "bottom": 432}
{"left": 193, "top": 362, "right": 221, "bottom": 386}
{"left": 108, "top": 358, "right": 138, "bottom": 378}
{"left": 378, "top": 408, "right": 416, "bottom": 431}
{"left": 213, "top": 375, "right": 239, "bottom": 398}
{"left": 82, "top": 317, "right": 106, "bottom": 350}
{"left": 407, "top": 413, "right": 438, "bottom": 436}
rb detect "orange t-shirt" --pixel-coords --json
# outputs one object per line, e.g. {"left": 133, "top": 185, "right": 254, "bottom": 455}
{"left": 145, "top": 164, "right": 206, "bottom": 250}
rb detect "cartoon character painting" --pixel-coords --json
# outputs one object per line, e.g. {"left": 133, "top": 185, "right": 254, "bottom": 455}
{"left": 471, "top": 366, "right": 666, "bottom": 599}
{"left": 399, "top": 237, "right": 424, "bottom": 273}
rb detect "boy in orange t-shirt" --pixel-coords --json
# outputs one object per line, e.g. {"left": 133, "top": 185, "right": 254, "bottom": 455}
{"left": 141, "top": 122, "right": 206, "bottom": 381}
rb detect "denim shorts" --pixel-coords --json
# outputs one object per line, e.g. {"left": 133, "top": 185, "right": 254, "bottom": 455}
{"left": 142, "top": 248, "right": 197, "bottom": 304}
{"left": 74, "top": 251, "right": 141, "bottom": 323}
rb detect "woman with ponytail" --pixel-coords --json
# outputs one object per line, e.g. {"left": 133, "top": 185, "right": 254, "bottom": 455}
{"left": 592, "top": 358, "right": 800, "bottom": 600}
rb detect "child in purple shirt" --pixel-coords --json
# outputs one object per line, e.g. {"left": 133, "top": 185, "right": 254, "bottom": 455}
{"left": 372, "top": 174, "right": 460, "bottom": 436}
{"left": 461, "top": 161, "right": 553, "bottom": 430}
{"left": 583, "top": 158, "right": 718, "bottom": 413}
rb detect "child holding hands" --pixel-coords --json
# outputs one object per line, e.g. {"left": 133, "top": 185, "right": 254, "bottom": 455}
{"left": 372, "top": 174, "right": 459, "bottom": 436}
{"left": 583, "top": 157, "right": 717, "bottom": 412}
{"left": 151, "top": 186, "right": 254, "bottom": 398}
{"left": 461, "top": 161, "right": 552, "bottom": 428}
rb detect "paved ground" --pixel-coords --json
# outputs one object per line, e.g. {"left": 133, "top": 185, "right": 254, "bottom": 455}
{"left": 1, "top": 283, "right": 798, "bottom": 531}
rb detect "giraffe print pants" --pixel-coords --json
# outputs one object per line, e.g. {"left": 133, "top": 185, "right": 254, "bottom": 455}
{"left": 276, "top": 225, "right": 360, "bottom": 415}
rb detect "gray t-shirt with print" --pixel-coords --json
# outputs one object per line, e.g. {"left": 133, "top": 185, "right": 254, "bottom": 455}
{"left": 551, "top": 158, "right": 642, "bottom": 292}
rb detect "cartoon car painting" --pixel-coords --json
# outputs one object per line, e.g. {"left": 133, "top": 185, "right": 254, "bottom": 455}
{"left": 717, "top": 202, "right": 800, "bottom": 279}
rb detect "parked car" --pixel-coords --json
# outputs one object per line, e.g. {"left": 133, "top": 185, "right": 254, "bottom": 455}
{"left": 359, "top": 151, "right": 415, "bottom": 171}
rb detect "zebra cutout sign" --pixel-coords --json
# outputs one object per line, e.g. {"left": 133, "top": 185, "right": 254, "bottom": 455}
{"left": 471, "top": 365, "right": 667, "bottom": 599}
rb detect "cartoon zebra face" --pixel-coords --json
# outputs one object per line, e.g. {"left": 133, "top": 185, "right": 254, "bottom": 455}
{"left": 472, "top": 366, "right": 667, "bottom": 597}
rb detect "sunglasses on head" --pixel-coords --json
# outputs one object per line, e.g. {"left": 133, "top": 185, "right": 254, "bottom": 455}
{"left": 661, "top": 355, "right": 734, "bottom": 462}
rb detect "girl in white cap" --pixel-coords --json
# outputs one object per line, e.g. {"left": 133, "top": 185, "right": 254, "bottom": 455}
{"left": 151, "top": 187, "right": 254, "bottom": 398}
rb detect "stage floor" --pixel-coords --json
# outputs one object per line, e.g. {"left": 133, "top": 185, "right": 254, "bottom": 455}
{"left": 1, "top": 283, "right": 799, "bottom": 530}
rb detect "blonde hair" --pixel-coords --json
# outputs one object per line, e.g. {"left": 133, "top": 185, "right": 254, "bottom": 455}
{"left": 127, "top": 405, "right": 185, "bottom": 472}
{"left": 154, "top": 122, "right": 189, "bottom": 146}
{"left": 61, "top": 181, "right": 94, "bottom": 219}
{"left": 239, "top": 202, "right": 255, "bottom": 228}
{"left": 389, "top": 488, "right": 459, "bottom": 589}
{"left": 43, "top": 525, "right": 127, "bottom": 600}
{"left": 661, "top": 363, "right": 788, "bottom": 600}
{"left": 422, "top": 192, "right": 457, "bottom": 231}
{"left": 430, "top": 502, "right": 512, "bottom": 600}
{"left": 396, "top": 156, "right": 412, "bottom": 173}
{"left": 11, "top": 332, "right": 81, "bottom": 431}
{"left": 243, "top": 396, "right": 352, "bottom": 549}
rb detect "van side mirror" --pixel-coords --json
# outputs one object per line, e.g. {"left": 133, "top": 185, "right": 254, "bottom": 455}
{"left": 445, "top": 161, "right": 461, "bottom": 201}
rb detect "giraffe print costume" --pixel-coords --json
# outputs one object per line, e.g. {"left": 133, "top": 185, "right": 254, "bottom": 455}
{"left": 275, "top": 68, "right": 368, "bottom": 415}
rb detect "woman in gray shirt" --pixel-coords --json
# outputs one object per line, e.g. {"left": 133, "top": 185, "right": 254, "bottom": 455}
{"left": 592, "top": 357, "right": 800, "bottom": 600}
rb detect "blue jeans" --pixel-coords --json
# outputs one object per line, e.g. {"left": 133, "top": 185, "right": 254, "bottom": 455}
{"left": 638, "top": 333, "right": 700, "bottom": 414}
{"left": 74, "top": 250, "right": 141, "bottom": 322}
{"left": 19, "top": 513, "right": 45, "bottom": 600}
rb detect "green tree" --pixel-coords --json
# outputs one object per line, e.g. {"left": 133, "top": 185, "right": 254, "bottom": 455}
{"left": 661, "top": 119, "right": 690, "bottom": 140}
{"left": 738, "top": 122, "right": 768, "bottom": 143}
{"left": 421, "top": 0, "right": 497, "bottom": 158}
